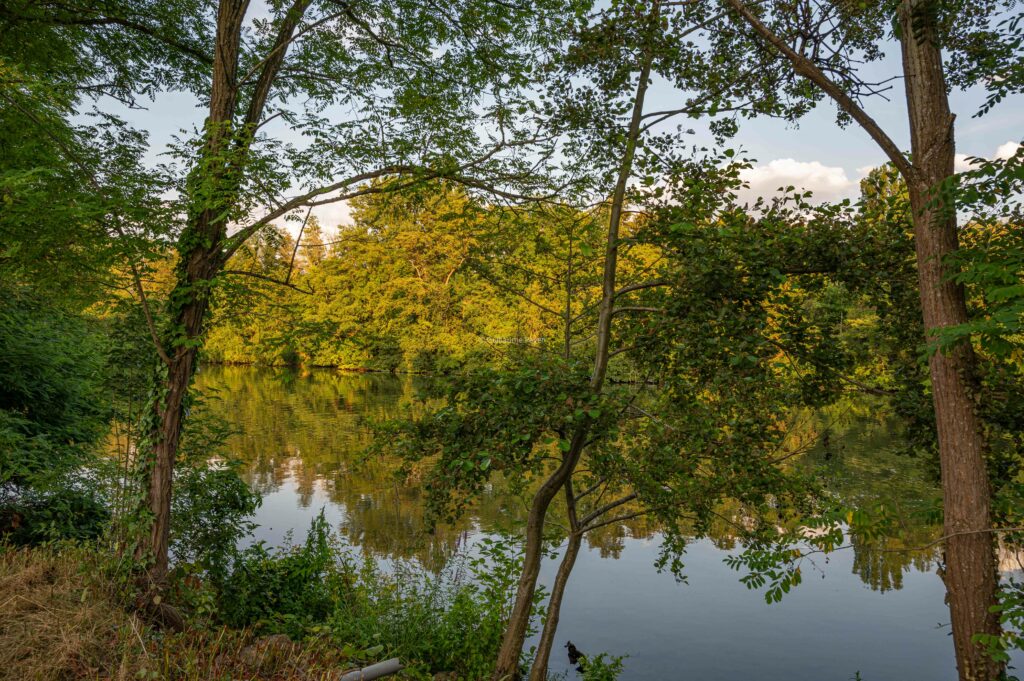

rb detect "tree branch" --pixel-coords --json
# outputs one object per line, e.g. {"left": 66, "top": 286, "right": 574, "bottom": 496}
{"left": 580, "top": 492, "right": 638, "bottom": 528}
{"left": 722, "top": 0, "right": 918, "bottom": 183}
{"left": 222, "top": 269, "right": 314, "bottom": 294}
{"left": 614, "top": 279, "right": 671, "bottom": 298}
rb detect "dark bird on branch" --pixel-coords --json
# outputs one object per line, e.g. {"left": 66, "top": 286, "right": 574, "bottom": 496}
{"left": 566, "top": 641, "right": 586, "bottom": 672}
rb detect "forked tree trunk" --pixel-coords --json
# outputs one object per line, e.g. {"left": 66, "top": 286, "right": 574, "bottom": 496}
{"left": 490, "top": 18, "right": 658, "bottom": 677}
{"left": 133, "top": 0, "right": 310, "bottom": 587}
{"left": 898, "top": 3, "right": 1002, "bottom": 678}
{"left": 492, "top": 432, "right": 588, "bottom": 680}
{"left": 528, "top": 481, "right": 583, "bottom": 681}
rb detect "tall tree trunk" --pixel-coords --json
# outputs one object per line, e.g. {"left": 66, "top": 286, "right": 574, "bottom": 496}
{"left": 490, "top": 25, "right": 657, "bottom": 679}
{"left": 898, "top": 3, "right": 1002, "bottom": 679}
{"left": 131, "top": 0, "right": 326, "bottom": 588}
{"left": 134, "top": 261, "right": 216, "bottom": 581}
{"left": 720, "top": 4, "right": 1004, "bottom": 678}
{"left": 133, "top": 0, "right": 248, "bottom": 587}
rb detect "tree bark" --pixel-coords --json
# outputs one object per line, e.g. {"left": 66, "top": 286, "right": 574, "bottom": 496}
{"left": 134, "top": 290, "right": 213, "bottom": 581}
{"left": 898, "top": 3, "right": 1002, "bottom": 679}
{"left": 528, "top": 480, "right": 583, "bottom": 681}
{"left": 529, "top": 531, "right": 582, "bottom": 681}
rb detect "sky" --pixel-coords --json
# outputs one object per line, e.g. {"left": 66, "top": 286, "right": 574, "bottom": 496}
{"left": 112, "top": 18, "right": 1023, "bottom": 236}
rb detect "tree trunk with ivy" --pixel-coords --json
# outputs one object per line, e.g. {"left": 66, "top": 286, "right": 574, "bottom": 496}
{"left": 133, "top": 0, "right": 308, "bottom": 588}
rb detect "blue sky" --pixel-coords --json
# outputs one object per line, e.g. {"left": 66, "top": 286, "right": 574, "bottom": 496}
{"left": 113, "top": 29, "right": 1022, "bottom": 233}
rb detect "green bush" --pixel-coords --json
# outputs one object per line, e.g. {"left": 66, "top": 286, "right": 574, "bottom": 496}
{"left": 0, "top": 288, "right": 111, "bottom": 543}
{"left": 0, "top": 485, "right": 109, "bottom": 545}
{"left": 0, "top": 289, "right": 108, "bottom": 490}
{"left": 212, "top": 514, "right": 534, "bottom": 679}
{"left": 171, "top": 462, "right": 260, "bottom": 579}
{"left": 326, "top": 535, "right": 529, "bottom": 680}
{"left": 214, "top": 512, "right": 340, "bottom": 637}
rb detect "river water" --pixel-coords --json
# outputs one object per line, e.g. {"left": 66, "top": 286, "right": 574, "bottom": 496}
{"left": 194, "top": 365, "right": 1022, "bottom": 681}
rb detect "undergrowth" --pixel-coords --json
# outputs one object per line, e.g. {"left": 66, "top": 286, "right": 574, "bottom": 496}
{"left": 203, "top": 513, "right": 534, "bottom": 680}
{"left": 1, "top": 515, "right": 538, "bottom": 681}
{"left": 0, "top": 543, "right": 351, "bottom": 680}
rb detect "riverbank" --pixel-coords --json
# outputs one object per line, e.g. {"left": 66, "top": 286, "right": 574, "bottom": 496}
{"left": 0, "top": 545, "right": 357, "bottom": 681}
{"left": 0, "top": 544, "right": 393, "bottom": 679}
{"left": 0, "top": 527, "right": 522, "bottom": 681}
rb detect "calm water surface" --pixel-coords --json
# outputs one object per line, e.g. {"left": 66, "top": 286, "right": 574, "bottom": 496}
{"left": 194, "top": 365, "right": 1022, "bottom": 681}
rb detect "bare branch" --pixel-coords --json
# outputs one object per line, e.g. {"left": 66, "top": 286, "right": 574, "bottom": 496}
{"left": 614, "top": 279, "right": 671, "bottom": 298}
{"left": 580, "top": 492, "right": 638, "bottom": 528}
{"left": 222, "top": 269, "right": 314, "bottom": 294}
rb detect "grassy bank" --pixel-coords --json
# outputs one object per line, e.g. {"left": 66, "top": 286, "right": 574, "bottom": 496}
{"left": 0, "top": 517, "right": 530, "bottom": 681}
{"left": 0, "top": 545, "right": 353, "bottom": 681}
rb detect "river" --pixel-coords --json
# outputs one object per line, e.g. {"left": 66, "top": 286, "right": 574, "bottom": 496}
{"left": 194, "top": 365, "right": 1022, "bottom": 681}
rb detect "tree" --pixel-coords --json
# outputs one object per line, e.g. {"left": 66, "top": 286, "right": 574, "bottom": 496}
{"left": 0, "top": 0, "right": 190, "bottom": 547}
{"left": 715, "top": 2, "right": 1018, "bottom": 677}
{"left": 384, "top": 3, "right": 876, "bottom": 676}
{"left": 299, "top": 215, "right": 326, "bottom": 271}
{"left": 69, "top": 0, "right": 569, "bottom": 591}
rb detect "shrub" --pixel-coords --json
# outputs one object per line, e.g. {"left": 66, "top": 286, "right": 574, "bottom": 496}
{"left": 213, "top": 514, "right": 536, "bottom": 679}
{"left": 214, "top": 512, "right": 340, "bottom": 637}
{"left": 0, "top": 486, "right": 109, "bottom": 546}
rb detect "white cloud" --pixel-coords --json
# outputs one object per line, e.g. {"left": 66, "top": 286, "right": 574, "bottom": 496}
{"left": 738, "top": 158, "right": 857, "bottom": 203}
{"left": 995, "top": 141, "right": 1022, "bottom": 160}
{"left": 311, "top": 201, "right": 353, "bottom": 230}
{"left": 954, "top": 141, "right": 1020, "bottom": 173}
{"left": 955, "top": 153, "right": 974, "bottom": 173}
{"left": 737, "top": 142, "right": 1021, "bottom": 207}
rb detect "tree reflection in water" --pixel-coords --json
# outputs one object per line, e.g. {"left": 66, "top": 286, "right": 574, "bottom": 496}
{"left": 196, "top": 365, "right": 956, "bottom": 586}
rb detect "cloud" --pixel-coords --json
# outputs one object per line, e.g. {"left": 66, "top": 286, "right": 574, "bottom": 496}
{"left": 955, "top": 141, "right": 1021, "bottom": 173}
{"left": 738, "top": 158, "right": 857, "bottom": 203}
{"left": 852, "top": 141, "right": 1020, "bottom": 183}
{"left": 311, "top": 202, "right": 353, "bottom": 229}
{"left": 995, "top": 141, "right": 1022, "bottom": 160}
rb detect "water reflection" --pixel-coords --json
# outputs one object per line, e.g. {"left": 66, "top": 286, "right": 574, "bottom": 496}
{"left": 196, "top": 366, "right": 947, "bottom": 574}
{"left": 194, "top": 365, "right": 1021, "bottom": 681}
{"left": 195, "top": 366, "right": 527, "bottom": 570}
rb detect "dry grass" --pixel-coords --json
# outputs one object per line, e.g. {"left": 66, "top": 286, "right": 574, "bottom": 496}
{"left": 0, "top": 545, "right": 131, "bottom": 680}
{"left": 0, "top": 545, "right": 357, "bottom": 681}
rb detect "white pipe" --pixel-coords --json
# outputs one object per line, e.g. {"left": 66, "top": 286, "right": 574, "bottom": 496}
{"left": 338, "top": 658, "right": 404, "bottom": 681}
